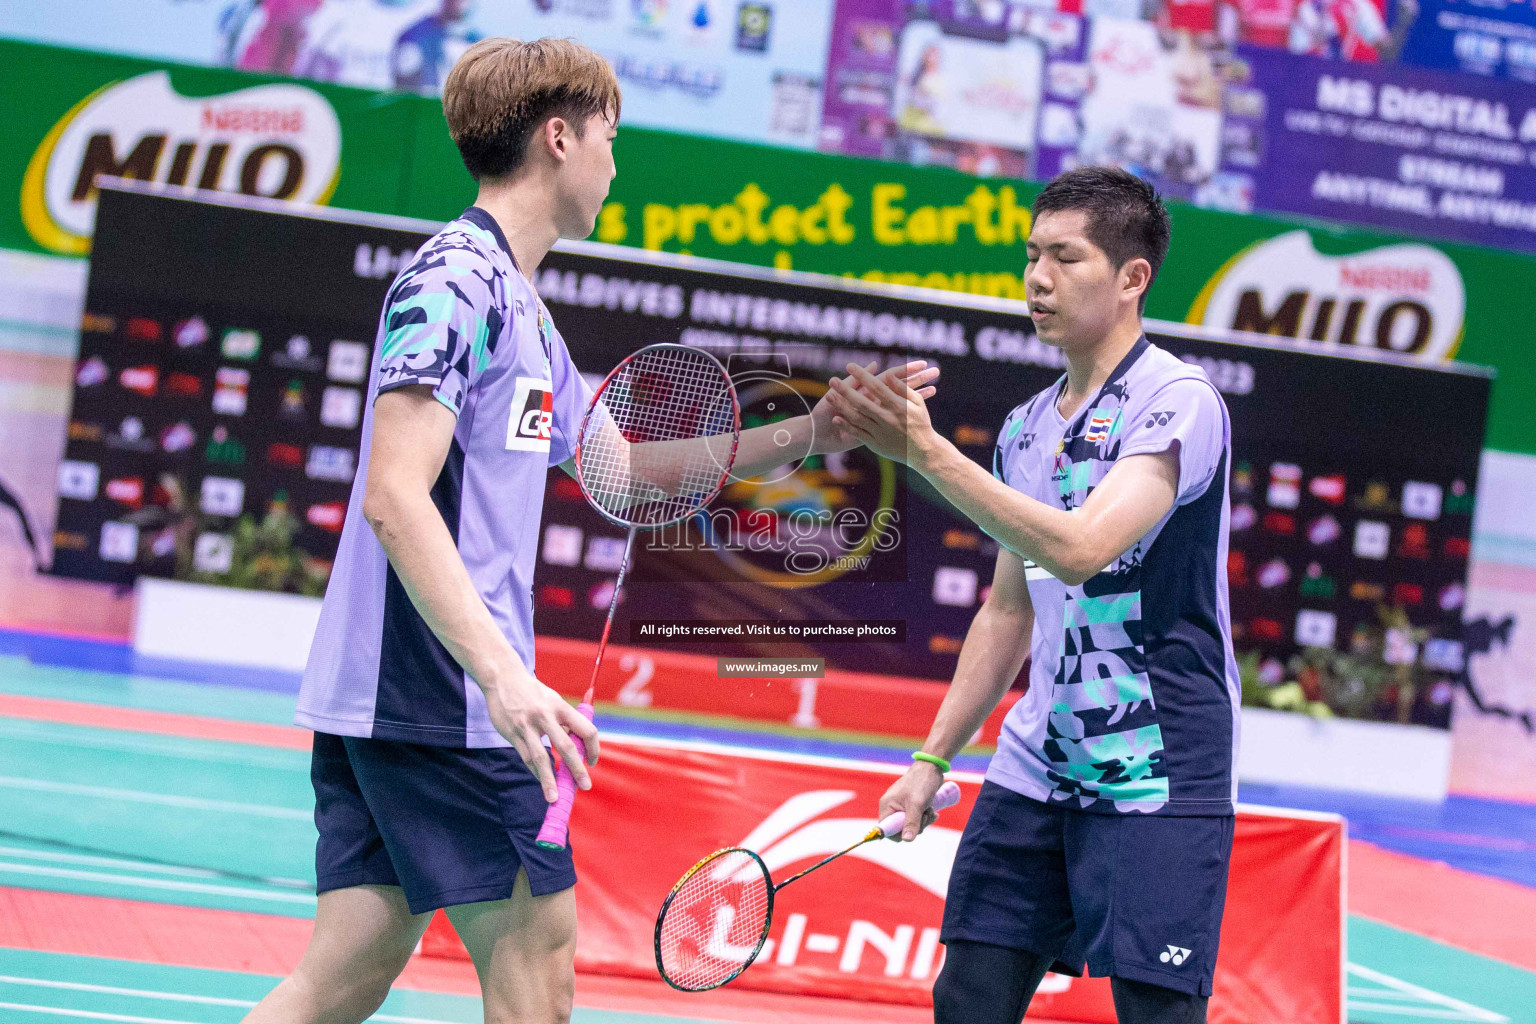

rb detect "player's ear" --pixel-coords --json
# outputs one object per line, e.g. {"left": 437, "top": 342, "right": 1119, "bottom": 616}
{"left": 1122, "top": 257, "right": 1152, "bottom": 305}
{"left": 542, "top": 116, "right": 569, "bottom": 163}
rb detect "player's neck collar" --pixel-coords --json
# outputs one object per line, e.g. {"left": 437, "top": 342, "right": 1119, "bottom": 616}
{"left": 1057, "top": 333, "right": 1150, "bottom": 420}
{"left": 1103, "top": 333, "right": 1150, "bottom": 390}
{"left": 462, "top": 206, "right": 518, "bottom": 270}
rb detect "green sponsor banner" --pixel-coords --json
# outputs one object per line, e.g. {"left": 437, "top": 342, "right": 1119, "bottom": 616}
{"left": 0, "top": 39, "right": 415, "bottom": 257}
{"left": 4, "top": 39, "right": 1532, "bottom": 454}
{"left": 407, "top": 108, "right": 1535, "bottom": 455}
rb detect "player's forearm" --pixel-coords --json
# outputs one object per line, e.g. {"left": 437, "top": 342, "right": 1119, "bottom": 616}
{"left": 362, "top": 485, "right": 529, "bottom": 695}
{"left": 733, "top": 415, "right": 814, "bottom": 478}
{"left": 619, "top": 416, "right": 812, "bottom": 498}
{"left": 914, "top": 439, "right": 1101, "bottom": 585}
{"left": 920, "top": 599, "right": 1033, "bottom": 761}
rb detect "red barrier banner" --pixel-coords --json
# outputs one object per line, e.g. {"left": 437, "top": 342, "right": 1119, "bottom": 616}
{"left": 534, "top": 635, "right": 1022, "bottom": 744}
{"left": 421, "top": 737, "right": 1343, "bottom": 1024}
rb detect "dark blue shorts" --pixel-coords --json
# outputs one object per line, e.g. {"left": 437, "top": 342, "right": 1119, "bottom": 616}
{"left": 942, "top": 781, "right": 1234, "bottom": 996}
{"left": 311, "top": 732, "right": 577, "bottom": 915}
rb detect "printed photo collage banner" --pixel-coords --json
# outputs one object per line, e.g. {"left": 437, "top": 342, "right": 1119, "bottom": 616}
{"left": 11, "top": 0, "right": 1536, "bottom": 251}
{"left": 819, "top": 1, "right": 1536, "bottom": 253}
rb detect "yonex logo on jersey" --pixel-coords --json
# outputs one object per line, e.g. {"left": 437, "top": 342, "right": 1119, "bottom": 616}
{"left": 1160, "top": 945, "right": 1192, "bottom": 966}
{"left": 1144, "top": 410, "right": 1176, "bottom": 427}
{"left": 506, "top": 376, "right": 554, "bottom": 453}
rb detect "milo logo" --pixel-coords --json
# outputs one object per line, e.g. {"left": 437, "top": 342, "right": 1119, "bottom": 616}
{"left": 22, "top": 71, "right": 341, "bottom": 255}
{"left": 1187, "top": 231, "right": 1466, "bottom": 360}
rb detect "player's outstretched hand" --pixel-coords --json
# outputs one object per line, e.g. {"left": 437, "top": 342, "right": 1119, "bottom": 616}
{"left": 484, "top": 673, "right": 601, "bottom": 802}
{"left": 825, "top": 362, "right": 938, "bottom": 466}
{"left": 812, "top": 360, "right": 939, "bottom": 455}
{"left": 879, "top": 761, "right": 945, "bottom": 842}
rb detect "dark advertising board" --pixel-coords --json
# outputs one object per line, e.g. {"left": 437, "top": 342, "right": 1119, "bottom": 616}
{"left": 55, "top": 183, "right": 1490, "bottom": 726}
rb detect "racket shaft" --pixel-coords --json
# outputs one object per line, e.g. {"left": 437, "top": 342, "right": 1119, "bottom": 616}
{"left": 536, "top": 701, "right": 594, "bottom": 849}
{"left": 587, "top": 529, "right": 636, "bottom": 693}
{"left": 775, "top": 781, "right": 963, "bottom": 890}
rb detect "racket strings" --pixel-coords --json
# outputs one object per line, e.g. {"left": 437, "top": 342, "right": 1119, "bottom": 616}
{"left": 657, "top": 849, "right": 772, "bottom": 991}
{"left": 579, "top": 347, "right": 737, "bottom": 528}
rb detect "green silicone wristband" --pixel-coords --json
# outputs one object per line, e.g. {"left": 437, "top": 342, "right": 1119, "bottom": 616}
{"left": 912, "top": 751, "right": 951, "bottom": 774}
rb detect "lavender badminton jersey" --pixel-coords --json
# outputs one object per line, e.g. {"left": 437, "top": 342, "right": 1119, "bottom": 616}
{"left": 297, "top": 208, "right": 592, "bottom": 747}
{"left": 988, "top": 337, "right": 1240, "bottom": 815}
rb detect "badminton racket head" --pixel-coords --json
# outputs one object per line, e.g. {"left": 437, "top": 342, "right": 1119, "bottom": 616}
{"left": 576, "top": 343, "right": 740, "bottom": 530}
{"left": 655, "top": 847, "right": 773, "bottom": 992}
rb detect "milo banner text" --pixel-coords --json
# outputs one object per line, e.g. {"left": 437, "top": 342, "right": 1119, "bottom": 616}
{"left": 419, "top": 737, "right": 1347, "bottom": 1023}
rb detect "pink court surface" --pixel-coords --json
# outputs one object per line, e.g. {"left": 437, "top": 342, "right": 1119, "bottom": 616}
{"left": 0, "top": 628, "right": 1532, "bottom": 1024}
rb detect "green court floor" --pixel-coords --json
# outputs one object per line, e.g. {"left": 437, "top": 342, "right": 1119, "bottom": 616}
{"left": 0, "top": 657, "right": 1531, "bottom": 1024}
{"left": 0, "top": 948, "right": 729, "bottom": 1024}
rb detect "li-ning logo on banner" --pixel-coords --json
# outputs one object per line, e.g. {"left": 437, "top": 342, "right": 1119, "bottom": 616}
{"left": 722, "top": 790, "right": 961, "bottom": 898}
{"left": 22, "top": 71, "right": 341, "bottom": 255}
{"left": 506, "top": 377, "right": 554, "bottom": 453}
{"left": 688, "top": 788, "right": 1088, "bottom": 988}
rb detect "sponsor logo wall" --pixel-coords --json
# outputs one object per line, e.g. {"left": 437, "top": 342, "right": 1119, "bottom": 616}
{"left": 51, "top": 185, "right": 1491, "bottom": 734}
{"left": 815, "top": 2, "right": 1536, "bottom": 254}
{"left": 6, "top": 0, "right": 834, "bottom": 151}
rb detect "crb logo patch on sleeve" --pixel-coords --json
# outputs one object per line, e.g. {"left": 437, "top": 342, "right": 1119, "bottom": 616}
{"left": 506, "top": 377, "right": 554, "bottom": 452}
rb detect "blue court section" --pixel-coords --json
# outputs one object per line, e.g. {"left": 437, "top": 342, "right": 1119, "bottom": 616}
{"left": 1241, "top": 782, "right": 1536, "bottom": 890}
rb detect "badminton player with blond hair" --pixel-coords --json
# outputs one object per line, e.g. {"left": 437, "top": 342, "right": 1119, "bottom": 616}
{"left": 243, "top": 37, "right": 938, "bottom": 1024}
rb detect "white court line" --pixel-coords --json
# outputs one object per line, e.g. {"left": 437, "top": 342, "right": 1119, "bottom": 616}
{"left": 0, "top": 845, "right": 292, "bottom": 882}
{"left": 0, "top": 845, "right": 311, "bottom": 889}
{"left": 1347, "top": 964, "right": 1509, "bottom": 1024}
{"left": 0, "top": 776, "right": 311, "bottom": 820}
{"left": 0, "top": 1002, "right": 204, "bottom": 1023}
{"left": 1351, "top": 987, "right": 1447, "bottom": 1002}
{"left": 0, "top": 978, "right": 465, "bottom": 1024}
{"left": 0, "top": 719, "right": 304, "bottom": 771}
{"left": 0, "top": 862, "right": 316, "bottom": 905}
{"left": 0, "top": 976, "right": 250, "bottom": 1007}
{"left": 1347, "top": 1006, "right": 1510, "bottom": 1022}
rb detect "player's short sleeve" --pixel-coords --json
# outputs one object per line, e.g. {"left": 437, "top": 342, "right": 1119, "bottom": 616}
{"left": 1118, "top": 378, "right": 1227, "bottom": 505}
{"left": 376, "top": 245, "right": 498, "bottom": 417}
{"left": 993, "top": 412, "right": 1014, "bottom": 486}
{"left": 546, "top": 324, "right": 594, "bottom": 468}
{"left": 993, "top": 397, "right": 1036, "bottom": 488}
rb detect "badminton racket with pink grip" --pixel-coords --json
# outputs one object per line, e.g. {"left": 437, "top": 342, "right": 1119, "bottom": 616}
{"left": 537, "top": 343, "right": 741, "bottom": 850}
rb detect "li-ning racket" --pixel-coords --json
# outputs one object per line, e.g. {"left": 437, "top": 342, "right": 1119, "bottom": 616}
{"left": 654, "top": 780, "right": 963, "bottom": 991}
{"left": 537, "top": 343, "right": 741, "bottom": 849}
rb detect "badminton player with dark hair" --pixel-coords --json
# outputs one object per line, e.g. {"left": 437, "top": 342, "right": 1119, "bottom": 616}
{"left": 244, "top": 36, "right": 938, "bottom": 1024}
{"left": 827, "top": 167, "right": 1239, "bottom": 1024}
